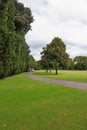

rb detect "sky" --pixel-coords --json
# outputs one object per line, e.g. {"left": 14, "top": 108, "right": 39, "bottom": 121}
{"left": 19, "top": 0, "right": 87, "bottom": 60}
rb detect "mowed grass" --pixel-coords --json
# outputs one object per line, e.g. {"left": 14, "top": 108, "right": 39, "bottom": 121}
{"left": 34, "top": 70, "right": 87, "bottom": 82}
{"left": 0, "top": 74, "right": 87, "bottom": 130}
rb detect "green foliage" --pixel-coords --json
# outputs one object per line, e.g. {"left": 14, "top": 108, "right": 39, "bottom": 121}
{"left": 74, "top": 56, "right": 87, "bottom": 70}
{"left": 28, "top": 55, "right": 36, "bottom": 71}
{"left": 0, "top": 0, "right": 33, "bottom": 78}
{"left": 66, "top": 58, "right": 73, "bottom": 70}
{"left": 41, "top": 37, "right": 69, "bottom": 74}
{"left": 35, "top": 60, "right": 43, "bottom": 70}
{"left": 14, "top": 0, "right": 34, "bottom": 34}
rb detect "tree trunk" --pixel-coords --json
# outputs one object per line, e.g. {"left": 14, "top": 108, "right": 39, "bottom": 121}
{"left": 55, "top": 69, "right": 58, "bottom": 75}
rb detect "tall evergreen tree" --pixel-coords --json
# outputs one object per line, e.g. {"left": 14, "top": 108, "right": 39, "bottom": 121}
{"left": 0, "top": 0, "right": 10, "bottom": 78}
{"left": 0, "top": 0, "right": 33, "bottom": 78}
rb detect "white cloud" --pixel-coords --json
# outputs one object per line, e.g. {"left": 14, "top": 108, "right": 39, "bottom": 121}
{"left": 19, "top": 0, "right": 87, "bottom": 60}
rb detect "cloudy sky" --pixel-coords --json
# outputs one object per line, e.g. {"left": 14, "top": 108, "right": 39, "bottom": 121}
{"left": 19, "top": 0, "right": 87, "bottom": 60}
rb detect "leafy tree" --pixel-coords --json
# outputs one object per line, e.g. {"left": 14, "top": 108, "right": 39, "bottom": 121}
{"left": 40, "top": 46, "right": 53, "bottom": 72}
{"left": 73, "top": 56, "right": 87, "bottom": 70}
{"left": 41, "top": 37, "right": 69, "bottom": 74}
{"left": 66, "top": 58, "right": 73, "bottom": 70}
{"left": 0, "top": 0, "right": 33, "bottom": 78}
{"left": 14, "top": 0, "right": 33, "bottom": 34}
{"left": 35, "top": 60, "right": 43, "bottom": 70}
{"left": 28, "top": 55, "right": 36, "bottom": 71}
{"left": 0, "top": 0, "right": 14, "bottom": 78}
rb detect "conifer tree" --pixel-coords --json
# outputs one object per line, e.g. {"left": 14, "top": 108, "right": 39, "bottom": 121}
{"left": 0, "top": 0, "right": 33, "bottom": 78}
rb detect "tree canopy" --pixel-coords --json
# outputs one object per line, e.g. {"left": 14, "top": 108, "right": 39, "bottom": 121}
{"left": 0, "top": 0, "right": 33, "bottom": 78}
{"left": 73, "top": 56, "right": 87, "bottom": 70}
{"left": 14, "top": 0, "right": 33, "bottom": 34}
{"left": 40, "top": 37, "right": 69, "bottom": 74}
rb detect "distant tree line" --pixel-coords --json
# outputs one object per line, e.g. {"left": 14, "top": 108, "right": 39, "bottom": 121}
{"left": 0, "top": 0, "right": 33, "bottom": 78}
{"left": 37, "top": 37, "right": 87, "bottom": 74}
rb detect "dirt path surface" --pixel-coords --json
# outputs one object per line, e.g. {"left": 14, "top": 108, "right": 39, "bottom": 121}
{"left": 26, "top": 72, "right": 87, "bottom": 90}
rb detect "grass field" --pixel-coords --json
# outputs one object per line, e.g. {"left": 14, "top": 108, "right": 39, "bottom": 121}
{"left": 0, "top": 73, "right": 87, "bottom": 130}
{"left": 34, "top": 70, "right": 87, "bottom": 82}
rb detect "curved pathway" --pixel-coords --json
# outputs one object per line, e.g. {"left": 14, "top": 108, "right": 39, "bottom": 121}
{"left": 26, "top": 72, "right": 87, "bottom": 90}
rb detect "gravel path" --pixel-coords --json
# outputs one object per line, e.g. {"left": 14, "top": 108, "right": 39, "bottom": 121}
{"left": 26, "top": 72, "right": 87, "bottom": 90}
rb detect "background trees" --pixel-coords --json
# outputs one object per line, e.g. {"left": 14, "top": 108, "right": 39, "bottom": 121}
{"left": 28, "top": 55, "right": 36, "bottom": 71}
{"left": 40, "top": 38, "right": 87, "bottom": 72}
{"left": 40, "top": 37, "right": 69, "bottom": 74}
{"left": 73, "top": 56, "right": 87, "bottom": 70}
{"left": 0, "top": 0, "right": 33, "bottom": 78}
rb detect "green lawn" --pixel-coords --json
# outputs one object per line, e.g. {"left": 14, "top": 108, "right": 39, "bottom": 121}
{"left": 0, "top": 74, "right": 87, "bottom": 130}
{"left": 34, "top": 70, "right": 87, "bottom": 82}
